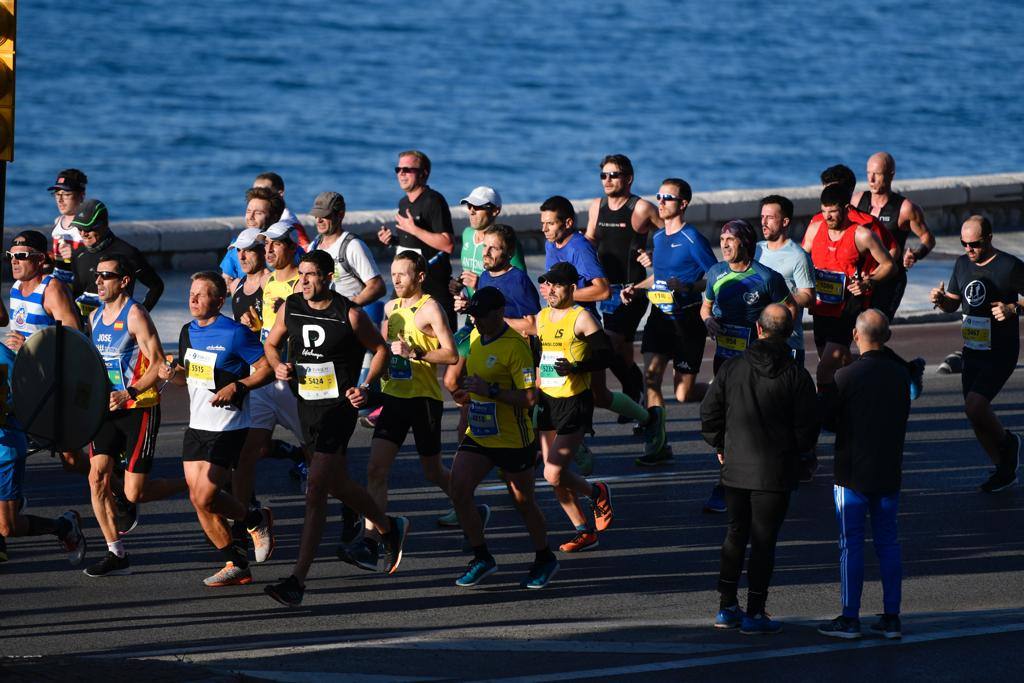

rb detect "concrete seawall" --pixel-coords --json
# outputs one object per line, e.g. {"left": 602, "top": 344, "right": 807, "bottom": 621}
{"left": 6, "top": 172, "right": 1024, "bottom": 271}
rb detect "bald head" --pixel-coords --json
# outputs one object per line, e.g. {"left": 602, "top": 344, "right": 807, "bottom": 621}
{"left": 756, "top": 303, "right": 793, "bottom": 341}
{"left": 868, "top": 152, "right": 895, "bottom": 175}
{"left": 962, "top": 214, "right": 992, "bottom": 238}
{"left": 854, "top": 309, "right": 891, "bottom": 351}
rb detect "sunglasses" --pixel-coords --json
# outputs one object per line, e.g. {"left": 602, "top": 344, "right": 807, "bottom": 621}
{"left": 5, "top": 251, "right": 40, "bottom": 261}
{"left": 655, "top": 193, "right": 679, "bottom": 202}
{"left": 465, "top": 204, "right": 493, "bottom": 213}
{"left": 96, "top": 270, "right": 124, "bottom": 280}
{"left": 600, "top": 172, "right": 625, "bottom": 180}
{"left": 395, "top": 166, "right": 421, "bottom": 175}
{"left": 961, "top": 238, "right": 988, "bottom": 248}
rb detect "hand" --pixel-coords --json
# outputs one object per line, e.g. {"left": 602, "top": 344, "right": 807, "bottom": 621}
{"left": 459, "top": 271, "right": 479, "bottom": 290}
{"left": 395, "top": 209, "right": 416, "bottom": 234}
{"left": 345, "top": 385, "right": 369, "bottom": 408}
{"left": 3, "top": 332, "right": 25, "bottom": 353}
{"left": 272, "top": 297, "right": 285, "bottom": 313}
{"left": 275, "top": 362, "right": 294, "bottom": 382}
{"left": 157, "top": 360, "right": 179, "bottom": 381}
{"left": 210, "top": 383, "right": 240, "bottom": 408}
{"left": 992, "top": 301, "right": 1017, "bottom": 322}
{"left": 929, "top": 281, "right": 947, "bottom": 307}
{"left": 109, "top": 390, "right": 131, "bottom": 411}
{"left": 903, "top": 249, "right": 918, "bottom": 269}
{"left": 553, "top": 357, "right": 575, "bottom": 376}
{"left": 453, "top": 294, "right": 469, "bottom": 313}
{"left": 717, "top": 452, "right": 724, "bottom": 465}
{"left": 451, "top": 388, "right": 470, "bottom": 406}
{"left": 391, "top": 335, "right": 413, "bottom": 359}
{"left": 703, "top": 317, "right": 723, "bottom": 337}
{"left": 241, "top": 306, "right": 262, "bottom": 332}
{"left": 377, "top": 225, "right": 394, "bottom": 246}
{"left": 620, "top": 285, "right": 635, "bottom": 305}
{"left": 57, "top": 240, "right": 74, "bottom": 261}
{"left": 847, "top": 276, "right": 870, "bottom": 297}
{"left": 636, "top": 250, "right": 652, "bottom": 268}
{"left": 460, "top": 375, "right": 488, "bottom": 395}
{"left": 448, "top": 277, "right": 465, "bottom": 296}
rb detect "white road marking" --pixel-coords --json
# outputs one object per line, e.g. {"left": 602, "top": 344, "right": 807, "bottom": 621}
{"left": 230, "top": 671, "right": 440, "bottom": 682}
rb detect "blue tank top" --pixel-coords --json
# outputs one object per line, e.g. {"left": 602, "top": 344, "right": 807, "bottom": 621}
{"left": 92, "top": 299, "right": 158, "bottom": 409}
{"left": 10, "top": 275, "right": 57, "bottom": 338}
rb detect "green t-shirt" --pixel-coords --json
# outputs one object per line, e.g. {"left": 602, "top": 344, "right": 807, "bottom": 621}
{"left": 459, "top": 226, "right": 528, "bottom": 296}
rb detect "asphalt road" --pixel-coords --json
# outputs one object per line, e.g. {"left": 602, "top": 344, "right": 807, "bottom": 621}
{"left": 1, "top": 322, "right": 1023, "bottom": 682}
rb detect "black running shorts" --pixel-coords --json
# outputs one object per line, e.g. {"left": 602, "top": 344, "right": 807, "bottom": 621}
{"left": 536, "top": 391, "right": 594, "bottom": 436}
{"left": 457, "top": 435, "right": 537, "bottom": 474}
{"left": 298, "top": 401, "right": 358, "bottom": 455}
{"left": 961, "top": 348, "right": 1019, "bottom": 401}
{"left": 90, "top": 406, "right": 161, "bottom": 475}
{"left": 182, "top": 427, "right": 247, "bottom": 470}
{"left": 602, "top": 290, "right": 649, "bottom": 340}
{"left": 640, "top": 306, "right": 707, "bottom": 374}
{"left": 372, "top": 394, "right": 444, "bottom": 457}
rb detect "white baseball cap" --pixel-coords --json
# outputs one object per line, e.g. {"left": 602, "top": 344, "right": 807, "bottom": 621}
{"left": 230, "top": 228, "right": 262, "bottom": 250}
{"left": 460, "top": 186, "right": 502, "bottom": 209}
{"left": 256, "top": 221, "right": 293, "bottom": 243}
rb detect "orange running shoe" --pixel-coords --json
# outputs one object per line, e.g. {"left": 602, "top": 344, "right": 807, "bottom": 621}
{"left": 591, "top": 482, "right": 614, "bottom": 531}
{"left": 558, "top": 530, "right": 599, "bottom": 553}
{"left": 203, "top": 561, "right": 253, "bottom": 587}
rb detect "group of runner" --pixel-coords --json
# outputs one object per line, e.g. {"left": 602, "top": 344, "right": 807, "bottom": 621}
{"left": 1, "top": 150, "right": 1021, "bottom": 615}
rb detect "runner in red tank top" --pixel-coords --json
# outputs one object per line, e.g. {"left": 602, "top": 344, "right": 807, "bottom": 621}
{"left": 801, "top": 184, "right": 894, "bottom": 389}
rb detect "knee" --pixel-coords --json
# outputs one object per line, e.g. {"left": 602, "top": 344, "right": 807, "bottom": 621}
{"left": 188, "top": 486, "right": 215, "bottom": 511}
{"left": 0, "top": 517, "right": 14, "bottom": 537}
{"left": 421, "top": 460, "right": 445, "bottom": 485}
{"left": 644, "top": 366, "right": 661, "bottom": 389}
{"left": 366, "top": 458, "right": 391, "bottom": 485}
{"left": 304, "top": 475, "right": 329, "bottom": 503}
{"left": 122, "top": 485, "right": 143, "bottom": 504}
{"left": 449, "top": 478, "right": 475, "bottom": 505}
{"left": 543, "top": 465, "right": 563, "bottom": 488}
{"left": 964, "top": 394, "right": 989, "bottom": 423}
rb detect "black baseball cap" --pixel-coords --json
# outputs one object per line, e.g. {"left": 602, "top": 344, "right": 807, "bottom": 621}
{"left": 537, "top": 262, "right": 578, "bottom": 286}
{"left": 466, "top": 286, "right": 506, "bottom": 316}
{"left": 11, "top": 230, "right": 49, "bottom": 253}
{"left": 70, "top": 199, "right": 109, "bottom": 232}
{"left": 48, "top": 168, "right": 88, "bottom": 193}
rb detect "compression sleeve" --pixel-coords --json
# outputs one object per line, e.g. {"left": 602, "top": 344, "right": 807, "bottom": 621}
{"left": 572, "top": 329, "right": 613, "bottom": 373}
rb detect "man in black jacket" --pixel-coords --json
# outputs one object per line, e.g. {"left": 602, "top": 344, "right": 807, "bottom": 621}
{"left": 70, "top": 200, "right": 165, "bottom": 317}
{"left": 817, "top": 309, "right": 909, "bottom": 640}
{"left": 701, "top": 303, "right": 819, "bottom": 635}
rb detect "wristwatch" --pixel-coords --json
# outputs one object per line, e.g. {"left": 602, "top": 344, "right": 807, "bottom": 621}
{"left": 126, "top": 386, "right": 140, "bottom": 401}
{"left": 487, "top": 383, "right": 500, "bottom": 398}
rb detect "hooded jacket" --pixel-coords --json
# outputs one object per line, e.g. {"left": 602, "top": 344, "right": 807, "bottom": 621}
{"left": 700, "top": 338, "right": 819, "bottom": 491}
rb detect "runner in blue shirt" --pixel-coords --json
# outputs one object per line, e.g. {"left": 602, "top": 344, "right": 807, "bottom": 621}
{"left": 621, "top": 179, "right": 716, "bottom": 466}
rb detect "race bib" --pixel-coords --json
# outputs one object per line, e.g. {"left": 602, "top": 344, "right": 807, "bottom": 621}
{"left": 184, "top": 348, "right": 217, "bottom": 390}
{"left": 104, "top": 358, "right": 126, "bottom": 392}
{"left": 468, "top": 400, "right": 499, "bottom": 437}
{"left": 815, "top": 269, "right": 847, "bottom": 306}
{"left": 389, "top": 353, "right": 412, "bottom": 380}
{"left": 715, "top": 324, "right": 751, "bottom": 359}
{"left": 599, "top": 284, "right": 623, "bottom": 316}
{"left": 539, "top": 350, "right": 566, "bottom": 388}
{"left": 647, "top": 286, "right": 675, "bottom": 315}
{"left": 962, "top": 315, "right": 992, "bottom": 351}
{"left": 297, "top": 362, "right": 340, "bottom": 400}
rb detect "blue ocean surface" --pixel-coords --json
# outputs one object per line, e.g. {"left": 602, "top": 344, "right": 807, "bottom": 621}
{"left": 7, "top": 0, "right": 1024, "bottom": 224}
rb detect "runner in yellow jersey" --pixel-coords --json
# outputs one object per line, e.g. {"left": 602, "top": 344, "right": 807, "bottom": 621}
{"left": 345, "top": 251, "right": 460, "bottom": 570}
{"left": 535, "top": 262, "right": 615, "bottom": 553}
{"left": 447, "top": 287, "right": 558, "bottom": 588}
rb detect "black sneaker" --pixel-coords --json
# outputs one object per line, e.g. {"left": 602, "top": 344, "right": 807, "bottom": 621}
{"left": 383, "top": 516, "right": 409, "bottom": 574}
{"left": 635, "top": 445, "right": 674, "bottom": 467}
{"left": 343, "top": 538, "right": 380, "bottom": 572}
{"left": 340, "top": 512, "right": 364, "bottom": 546}
{"left": 265, "top": 575, "right": 304, "bottom": 607}
{"left": 1003, "top": 432, "right": 1021, "bottom": 476}
{"left": 870, "top": 614, "right": 902, "bottom": 639}
{"left": 979, "top": 468, "right": 1017, "bottom": 493}
{"left": 114, "top": 493, "right": 138, "bottom": 536}
{"left": 0, "top": 535, "right": 7, "bottom": 563}
{"left": 84, "top": 551, "right": 131, "bottom": 577}
{"left": 817, "top": 615, "right": 862, "bottom": 639}
{"left": 937, "top": 351, "right": 962, "bottom": 375}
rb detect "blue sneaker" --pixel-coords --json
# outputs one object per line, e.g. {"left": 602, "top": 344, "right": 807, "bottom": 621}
{"left": 740, "top": 613, "right": 782, "bottom": 635}
{"left": 714, "top": 605, "right": 743, "bottom": 629}
{"left": 703, "top": 484, "right": 727, "bottom": 514}
{"left": 817, "top": 615, "right": 862, "bottom": 639}
{"left": 455, "top": 557, "right": 498, "bottom": 587}
{"left": 521, "top": 557, "right": 559, "bottom": 589}
{"left": 909, "top": 357, "right": 925, "bottom": 400}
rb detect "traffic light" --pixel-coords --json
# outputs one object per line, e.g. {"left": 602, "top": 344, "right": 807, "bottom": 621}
{"left": 0, "top": 0, "right": 14, "bottom": 162}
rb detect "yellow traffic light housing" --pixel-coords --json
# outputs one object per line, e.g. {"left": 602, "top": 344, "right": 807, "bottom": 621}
{"left": 0, "top": 0, "right": 15, "bottom": 162}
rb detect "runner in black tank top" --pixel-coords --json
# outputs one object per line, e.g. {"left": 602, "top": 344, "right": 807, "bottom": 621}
{"left": 585, "top": 155, "right": 663, "bottom": 407}
{"left": 262, "top": 250, "right": 408, "bottom": 608}
{"left": 231, "top": 276, "right": 263, "bottom": 325}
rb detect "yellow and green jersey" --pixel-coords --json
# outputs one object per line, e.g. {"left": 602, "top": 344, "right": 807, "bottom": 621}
{"left": 536, "top": 305, "right": 590, "bottom": 398}
{"left": 464, "top": 326, "right": 536, "bottom": 448}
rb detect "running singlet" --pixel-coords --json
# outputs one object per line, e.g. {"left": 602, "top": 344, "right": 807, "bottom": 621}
{"left": 649, "top": 224, "right": 717, "bottom": 317}
{"left": 595, "top": 195, "right": 647, "bottom": 286}
{"left": 283, "top": 291, "right": 363, "bottom": 405}
{"left": 9, "top": 275, "right": 57, "bottom": 338}
{"left": 178, "top": 315, "right": 264, "bottom": 432}
{"left": 381, "top": 294, "right": 443, "bottom": 401}
{"left": 947, "top": 250, "right": 1024, "bottom": 354}
{"left": 809, "top": 221, "right": 862, "bottom": 318}
{"left": 704, "top": 261, "right": 790, "bottom": 359}
{"left": 50, "top": 217, "right": 82, "bottom": 284}
{"left": 260, "top": 273, "right": 299, "bottom": 343}
{"left": 464, "top": 325, "right": 536, "bottom": 449}
{"left": 92, "top": 299, "right": 159, "bottom": 409}
{"left": 536, "top": 305, "right": 591, "bottom": 398}
{"left": 856, "top": 192, "right": 908, "bottom": 251}
{"left": 545, "top": 232, "right": 606, "bottom": 317}
{"left": 459, "top": 226, "right": 528, "bottom": 296}
{"left": 231, "top": 276, "right": 264, "bottom": 328}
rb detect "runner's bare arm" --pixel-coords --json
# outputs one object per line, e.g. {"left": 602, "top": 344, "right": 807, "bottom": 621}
{"left": 125, "top": 305, "right": 165, "bottom": 395}
{"left": 263, "top": 300, "right": 289, "bottom": 375}
{"left": 855, "top": 227, "right": 895, "bottom": 285}
{"left": 417, "top": 299, "right": 459, "bottom": 365}
{"left": 901, "top": 199, "right": 935, "bottom": 268}
{"left": 584, "top": 198, "right": 601, "bottom": 243}
{"left": 574, "top": 276, "right": 610, "bottom": 303}
{"left": 350, "top": 305, "right": 389, "bottom": 386}
{"left": 633, "top": 198, "right": 663, "bottom": 231}
{"left": 43, "top": 279, "right": 81, "bottom": 331}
